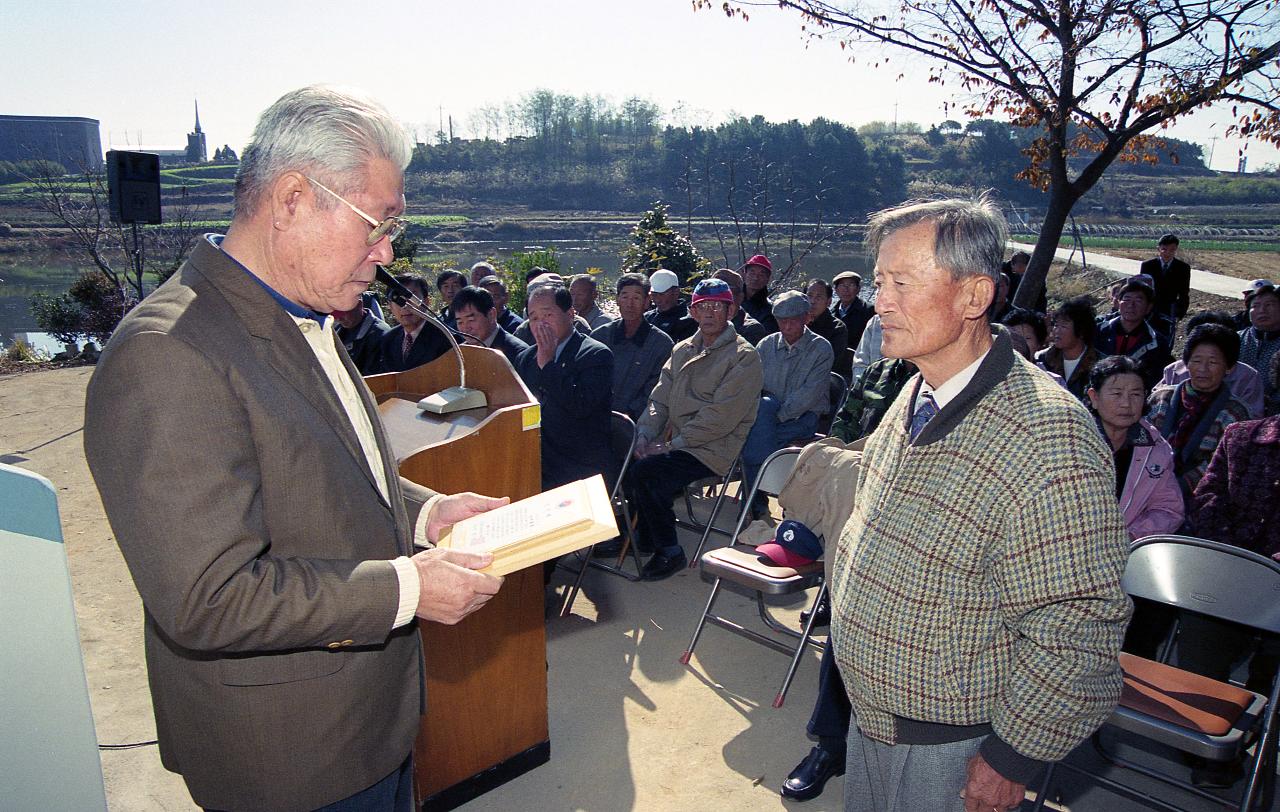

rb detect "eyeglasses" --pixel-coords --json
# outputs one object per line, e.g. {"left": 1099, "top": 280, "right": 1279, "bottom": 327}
{"left": 304, "top": 176, "right": 409, "bottom": 247}
{"left": 692, "top": 301, "right": 729, "bottom": 313}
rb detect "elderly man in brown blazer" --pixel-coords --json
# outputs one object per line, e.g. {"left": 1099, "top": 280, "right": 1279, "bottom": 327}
{"left": 84, "top": 86, "right": 506, "bottom": 812}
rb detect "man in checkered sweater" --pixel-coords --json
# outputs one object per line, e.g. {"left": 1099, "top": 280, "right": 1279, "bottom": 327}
{"left": 830, "top": 197, "right": 1131, "bottom": 812}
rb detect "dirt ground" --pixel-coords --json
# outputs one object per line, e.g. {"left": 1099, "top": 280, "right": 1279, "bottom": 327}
{"left": 0, "top": 366, "right": 832, "bottom": 811}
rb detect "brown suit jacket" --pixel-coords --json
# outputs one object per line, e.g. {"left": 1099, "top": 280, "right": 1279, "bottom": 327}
{"left": 84, "top": 238, "right": 434, "bottom": 811}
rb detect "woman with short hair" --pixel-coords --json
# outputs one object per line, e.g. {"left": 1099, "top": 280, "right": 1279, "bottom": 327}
{"left": 1035, "top": 295, "right": 1100, "bottom": 400}
{"left": 1147, "top": 324, "right": 1251, "bottom": 497}
{"left": 1087, "top": 355, "right": 1183, "bottom": 540}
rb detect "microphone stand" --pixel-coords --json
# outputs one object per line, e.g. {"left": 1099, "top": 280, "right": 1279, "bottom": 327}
{"left": 375, "top": 266, "right": 488, "bottom": 414}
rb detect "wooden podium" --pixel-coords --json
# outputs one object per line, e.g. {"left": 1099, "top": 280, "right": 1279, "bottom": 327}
{"left": 365, "top": 345, "right": 548, "bottom": 811}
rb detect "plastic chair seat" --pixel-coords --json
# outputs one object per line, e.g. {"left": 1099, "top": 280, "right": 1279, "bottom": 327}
{"left": 700, "top": 546, "right": 824, "bottom": 595}
{"left": 1112, "top": 653, "right": 1266, "bottom": 761}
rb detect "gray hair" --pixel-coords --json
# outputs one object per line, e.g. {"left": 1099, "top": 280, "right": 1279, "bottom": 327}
{"left": 569, "top": 273, "right": 597, "bottom": 293}
{"left": 234, "top": 85, "right": 411, "bottom": 216}
{"left": 865, "top": 194, "right": 1007, "bottom": 288}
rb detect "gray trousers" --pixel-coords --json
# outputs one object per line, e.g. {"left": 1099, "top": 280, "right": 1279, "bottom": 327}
{"left": 843, "top": 722, "right": 984, "bottom": 812}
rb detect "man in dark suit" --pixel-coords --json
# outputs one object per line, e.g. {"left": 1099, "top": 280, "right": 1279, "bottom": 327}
{"left": 1139, "top": 234, "right": 1191, "bottom": 341}
{"left": 83, "top": 85, "right": 506, "bottom": 812}
{"left": 453, "top": 284, "right": 528, "bottom": 366}
{"left": 516, "top": 284, "right": 614, "bottom": 491}
{"left": 334, "top": 298, "right": 390, "bottom": 375}
{"left": 378, "top": 273, "right": 454, "bottom": 372}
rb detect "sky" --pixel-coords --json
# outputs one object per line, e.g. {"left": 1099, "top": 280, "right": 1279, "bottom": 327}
{"left": 2, "top": 0, "right": 1275, "bottom": 173}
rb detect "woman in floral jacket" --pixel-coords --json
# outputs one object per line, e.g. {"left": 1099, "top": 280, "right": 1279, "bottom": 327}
{"left": 1147, "top": 324, "right": 1251, "bottom": 498}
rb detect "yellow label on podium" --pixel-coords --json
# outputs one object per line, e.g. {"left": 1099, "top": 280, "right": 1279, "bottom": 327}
{"left": 521, "top": 404, "right": 541, "bottom": 431}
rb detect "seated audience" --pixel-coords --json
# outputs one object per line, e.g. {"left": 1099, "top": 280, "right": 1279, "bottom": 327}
{"left": 830, "top": 355, "right": 917, "bottom": 442}
{"left": 741, "top": 291, "right": 833, "bottom": 517}
{"left": 741, "top": 254, "right": 780, "bottom": 335}
{"left": 1096, "top": 280, "right": 1125, "bottom": 328}
{"left": 714, "top": 267, "right": 768, "bottom": 345}
{"left": 989, "top": 271, "right": 1014, "bottom": 324}
{"left": 453, "top": 285, "right": 528, "bottom": 366}
{"left": 1234, "top": 279, "right": 1273, "bottom": 329}
{"left": 477, "top": 274, "right": 524, "bottom": 333}
{"left": 1238, "top": 282, "right": 1280, "bottom": 414}
{"left": 848, "top": 312, "right": 884, "bottom": 384}
{"left": 1190, "top": 353, "right": 1280, "bottom": 558}
{"left": 1003, "top": 250, "right": 1047, "bottom": 313}
{"left": 333, "top": 299, "right": 390, "bottom": 375}
{"left": 436, "top": 269, "right": 466, "bottom": 329}
{"left": 627, "top": 278, "right": 763, "bottom": 580}
{"left": 591, "top": 273, "right": 674, "bottom": 420}
{"left": 1095, "top": 277, "right": 1173, "bottom": 389}
{"left": 515, "top": 284, "right": 613, "bottom": 491}
{"left": 804, "top": 278, "right": 847, "bottom": 376}
{"left": 1035, "top": 296, "right": 1100, "bottom": 400}
{"left": 514, "top": 273, "right": 591, "bottom": 343}
{"left": 830, "top": 270, "right": 873, "bottom": 347}
{"left": 1001, "top": 308, "right": 1048, "bottom": 357}
{"left": 470, "top": 260, "right": 496, "bottom": 287}
{"left": 378, "top": 273, "right": 453, "bottom": 372}
{"left": 1147, "top": 324, "right": 1250, "bottom": 498}
{"left": 569, "top": 274, "right": 612, "bottom": 331}
{"left": 1161, "top": 311, "right": 1265, "bottom": 418}
{"left": 644, "top": 268, "right": 698, "bottom": 343}
{"left": 1086, "top": 356, "right": 1184, "bottom": 540}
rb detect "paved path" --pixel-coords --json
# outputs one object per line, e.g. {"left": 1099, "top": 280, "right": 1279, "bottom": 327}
{"left": 1011, "top": 242, "right": 1246, "bottom": 300}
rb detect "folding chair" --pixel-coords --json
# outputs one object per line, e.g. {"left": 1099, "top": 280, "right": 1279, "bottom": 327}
{"left": 558, "top": 412, "right": 641, "bottom": 616}
{"left": 678, "top": 454, "right": 745, "bottom": 566}
{"left": 817, "top": 371, "right": 848, "bottom": 436}
{"left": 1030, "top": 535, "right": 1280, "bottom": 812}
{"left": 679, "top": 447, "right": 824, "bottom": 708}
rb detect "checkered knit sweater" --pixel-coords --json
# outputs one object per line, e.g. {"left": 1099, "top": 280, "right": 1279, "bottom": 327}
{"left": 830, "top": 333, "right": 1131, "bottom": 780}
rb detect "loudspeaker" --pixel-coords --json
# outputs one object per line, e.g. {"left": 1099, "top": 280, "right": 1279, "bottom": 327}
{"left": 106, "top": 150, "right": 161, "bottom": 224}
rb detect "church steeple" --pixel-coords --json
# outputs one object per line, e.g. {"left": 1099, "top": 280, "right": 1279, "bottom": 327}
{"left": 193, "top": 99, "right": 202, "bottom": 134}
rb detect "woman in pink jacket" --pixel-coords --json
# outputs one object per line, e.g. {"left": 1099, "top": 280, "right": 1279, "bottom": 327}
{"left": 1087, "top": 355, "right": 1185, "bottom": 538}
{"left": 1089, "top": 355, "right": 1185, "bottom": 661}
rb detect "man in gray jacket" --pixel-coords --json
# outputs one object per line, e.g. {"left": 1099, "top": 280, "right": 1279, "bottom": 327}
{"left": 741, "top": 290, "right": 833, "bottom": 517}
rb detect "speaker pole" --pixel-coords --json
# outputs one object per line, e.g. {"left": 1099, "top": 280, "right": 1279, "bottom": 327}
{"left": 130, "top": 221, "right": 144, "bottom": 300}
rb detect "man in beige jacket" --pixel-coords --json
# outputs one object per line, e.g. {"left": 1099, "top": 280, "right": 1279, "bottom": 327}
{"left": 627, "top": 277, "right": 763, "bottom": 580}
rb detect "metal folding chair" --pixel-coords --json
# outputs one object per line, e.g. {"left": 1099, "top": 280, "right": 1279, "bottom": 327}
{"left": 677, "top": 454, "right": 745, "bottom": 566}
{"left": 817, "top": 371, "right": 848, "bottom": 436}
{"left": 558, "top": 412, "right": 641, "bottom": 616}
{"left": 679, "top": 447, "right": 823, "bottom": 708}
{"left": 1030, "top": 535, "right": 1280, "bottom": 812}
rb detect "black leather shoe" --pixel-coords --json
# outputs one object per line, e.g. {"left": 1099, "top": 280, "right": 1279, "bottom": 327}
{"left": 799, "top": 596, "right": 831, "bottom": 629}
{"left": 780, "top": 745, "right": 845, "bottom": 801}
{"left": 639, "top": 550, "right": 687, "bottom": 581}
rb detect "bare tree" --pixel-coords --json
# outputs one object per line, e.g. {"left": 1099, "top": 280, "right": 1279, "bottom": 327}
{"left": 699, "top": 0, "right": 1280, "bottom": 307}
{"left": 24, "top": 160, "right": 205, "bottom": 301}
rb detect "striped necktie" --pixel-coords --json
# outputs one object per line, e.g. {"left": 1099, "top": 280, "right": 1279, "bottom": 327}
{"left": 909, "top": 392, "right": 939, "bottom": 441}
{"left": 401, "top": 330, "right": 413, "bottom": 360}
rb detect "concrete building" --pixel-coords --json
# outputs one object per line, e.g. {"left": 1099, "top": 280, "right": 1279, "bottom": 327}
{"left": 0, "top": 115, "right": 103, "bottom": 171}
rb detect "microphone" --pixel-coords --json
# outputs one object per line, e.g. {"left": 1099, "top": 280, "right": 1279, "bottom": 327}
{"left": 375, "top": 265, "right": 487, "bottom": 414}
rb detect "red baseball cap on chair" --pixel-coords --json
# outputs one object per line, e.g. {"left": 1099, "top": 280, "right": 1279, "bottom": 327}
{"left": 742, "top": 254, "right": 773, "bottom": 276}
{"left": 756, "top": 520, "right": 822, "bottom": 568}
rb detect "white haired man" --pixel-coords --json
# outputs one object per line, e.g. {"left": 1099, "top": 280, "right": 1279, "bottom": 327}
{"left": 830, "top": 197, "right": 1130, "bottom": 812}
{"left": 84, "top": 86, "right": 507, "bottom": 812}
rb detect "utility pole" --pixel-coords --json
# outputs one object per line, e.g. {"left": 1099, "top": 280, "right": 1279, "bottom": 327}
{"left": 1207, "top": 135, "right": 1218, "bottom": 169}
